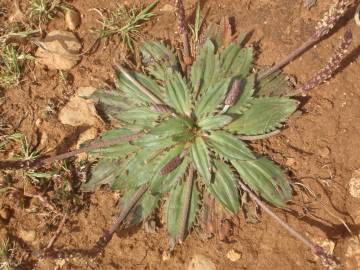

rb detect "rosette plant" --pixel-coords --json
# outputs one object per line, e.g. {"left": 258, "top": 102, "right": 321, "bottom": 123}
{"left": 83, "top": 22, "right": 299, "bottom": 245}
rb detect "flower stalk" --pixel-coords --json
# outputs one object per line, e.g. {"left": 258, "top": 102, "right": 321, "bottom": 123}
{"left": 258, "top": 0, "right": 350, "bottom": 81}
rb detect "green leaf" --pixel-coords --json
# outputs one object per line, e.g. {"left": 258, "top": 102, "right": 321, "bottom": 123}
{"left": 208, "top": 131, "right": 255, "bottom": 160}
{"left": 191, "top": 39, "right": 219, "bottom": 97}
{"left": 120, "top": 188, "right": 160, "bottom": 226}
{"left": 127, "top": 145, "right": 184, "bottom": 188}
{"left": 226, "top": 97, "right": 299, "bottom": 135}
{"left": 165, "top": 179, "right": 199, "bottom": 239}
{"left": 90, "top": 89, "right": 135, "bottom": 110}
{"left": 208, "top": 160, "right": 240, "bottom": 213}
{"left": 228, "top": 75, "right": 255, "bottom": 114}
{"left": 82, "top": 159, "right": 122, "bottom": 191}
{"left": 194, "top": 79, "right": 231, "bottom": 119}
{"left": 165, "top": 71, "right": 191, "bottom": 115}
{"left": 231, "top": 157, "right": 292, "bottom": 207}
{"left": 190, "top": 137, "right": 211, "bottom": 184}
{"left": 140, "top": 40, "right": 178, "bottom": 81}
{"left": 116, "top": 70, "right": 163, "bottom": 104}
{"left": 219, "top": 44, "right": 253, "bottom": 79}
{"left": 198, "top": 115, "right": 233, "bottom": 130}
{"left": 134, "top": 134, "right": 175, "bottom": 149}
{"left": 149, "top": 117, "right": 193, "bottom": 137}
{"left": 113, "top": 107, "right": 160, "bottom": 127}
{"left": 150, "top": 157, "right": 188, "bottom": 194}
{"left": 90, "top": 129, "right": 139, "bottom": 158}
{"left": 256, "top": 71, "right": 290, "bottom": 97}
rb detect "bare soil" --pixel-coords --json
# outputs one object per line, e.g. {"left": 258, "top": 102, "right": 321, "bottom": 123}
{"left": 1, "top": 0, "right": 360, "bottom": 269}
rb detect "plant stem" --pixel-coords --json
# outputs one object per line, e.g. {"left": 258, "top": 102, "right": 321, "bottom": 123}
{"left": 258, "top": 37, "right": 318, "bottom": 81}
{"left": 177, "top": 163, "right": 194, "bottom": 243}
{"left": 92, "top": 185, "right": 148, "bottom": 253}
{"left": 173, "top": 0, "right": 192, "bottom": 66}
{"left": 238, "top": 180, "right": 335, "bottom": 264}
{"left": 0, "top": 132, "right": 142, "bottom": 170}
{"left": 258, "top": 0, "right": 349, "bottom": 81}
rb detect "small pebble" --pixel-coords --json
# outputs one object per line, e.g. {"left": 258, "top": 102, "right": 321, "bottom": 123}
{"left": 162, "top": 250, "right": 171, "bottom": 262}
{"left": 318, "top": 146, "right": 330, "bottom": 158}
{"left": 349, "top": 169, "right": 360, "bottom": 199}
{"left": 19, "top": 229, "right": 36, "bottom": 243}
{"left": 188, "top": 255, "right": 216, "bottom": 270}
{"left": 226, "top": 249, "right": 241, "bottom": 262}
{"left": 0, "top": 206, "right": 11, "bottom": 223}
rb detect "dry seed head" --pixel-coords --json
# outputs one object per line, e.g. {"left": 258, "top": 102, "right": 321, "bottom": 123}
{"left": 173, "top": 0, "right": 186, "bottom": 34}
{"left": 302, "top": 29, "right": 352, "bottom": 92}
{"left": 315, "top": 0, "right": 349, "bottom": 38}
{"left": 225, "top": 79, "right": 241, "bottom": 106}
{"left": 160, "top": 156, "right": 182, "bottom": 176}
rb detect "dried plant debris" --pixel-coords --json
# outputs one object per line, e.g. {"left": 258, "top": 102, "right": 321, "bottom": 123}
{"left": 304, "top": 0, "right": 317, "bottom": 9}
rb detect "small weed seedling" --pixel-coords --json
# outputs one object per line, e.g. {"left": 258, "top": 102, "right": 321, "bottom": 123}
{"left": 28, "top": 0, "right": 67, "bottom": 25}
{"left": 0, "top": 239, "right": 14, "bottom": 270}
{"left": 93, "top": 1, "right": 158, "bottom": 51}
{"left": 0, "top": 45, "right": 21, "bottom": 87}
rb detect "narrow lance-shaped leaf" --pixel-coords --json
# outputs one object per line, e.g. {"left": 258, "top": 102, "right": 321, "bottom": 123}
{"left": 82, "top": 159, "right": 122, "bottom": 191}
{"left": 90, "top": 89, "right": 135, "bottom": 110}
{"left": 219, "top": 43, "right": 253, "bottom": 79}
{"left": 190, "top": 137, "right": 212, "bottom": 184}
{"left": 191, "top": 39, "right": 219, "bottom": 97}
{"left": 140, "top": 40, "right": 179, "bottom": 81}
{"left": 208, "top": 130, "right": 255, "bottom": 160}
{"left": 208, "top": 160, "right": 240, "bottom": 213}
{"left": 231, "top": 157, "right": 292, "bottom": 208}
{"left": 165, "top": 71, "right": 191, "bottom": 115}
{"left": 113, "top": 107, "right": 160, "bottom": 129}
{"left": 119, "top": 187, "right": 160, "bottom": 226}
{"left": 90, "top": 128, "right": 139, "bottom": 158}
{"left": 194, "top": 79, "right": 231, "bottom": 119}
{"left": 165, "top": 178, "right": 199, "bottom": 239}
{"left": 149, "top": 117, "right": 193, "bottom": 137}
{"left": 116, "top": 70, "right": 163, "bottom": 105}
{"left": 198, "top": 115, "right": 233, "bottom": 130}
{"left": 255, "top": 70, "right": 290, "bottom": 97}
{"left": 226, "top": 97, "right": 299, "bottom": 135}
{"left": 127, "top": 145, "right": 185, "bottom": 189}
{"left": 150, "top": 157, "right": 188, "bottom": 194}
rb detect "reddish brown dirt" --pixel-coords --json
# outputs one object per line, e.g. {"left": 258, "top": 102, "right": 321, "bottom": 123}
{"left": 1, "top": 0, "right": 360, "bottom": 269}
